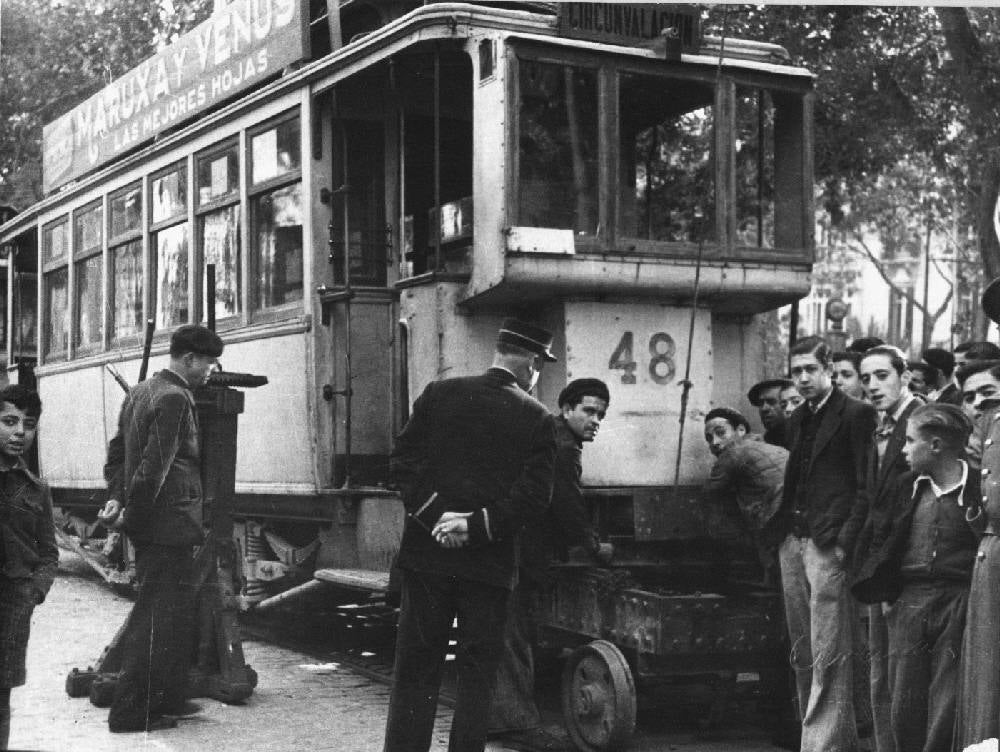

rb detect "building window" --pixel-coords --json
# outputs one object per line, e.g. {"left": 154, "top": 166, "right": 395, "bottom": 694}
{"left": 42, "top": 217, "right": 69, "bottom": 360}
{"left": 249, "top": 115, "right": 302, "bottom": 312}
{"left": 197, "top": 142, "right": 241, "bottom": 323}
{"left": 73, "top": 202, "right": 103, "bottom": 351}
{"left": 109, "top": 183, "right": 143, "bottom": 341}
{"left": 150, "top": 164, "right": 189, "bottom": 330}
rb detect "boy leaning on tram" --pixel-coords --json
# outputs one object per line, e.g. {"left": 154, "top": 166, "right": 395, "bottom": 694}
{"left": 98, "top": 324, "right": 223, "bottom": 734}
{"left": 384, "top": 319, "right": 558, "bottom": 752}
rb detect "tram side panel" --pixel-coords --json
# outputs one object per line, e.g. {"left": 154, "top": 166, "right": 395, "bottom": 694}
{"left": 37, "top": 333, "right": 316, "bottom": 497}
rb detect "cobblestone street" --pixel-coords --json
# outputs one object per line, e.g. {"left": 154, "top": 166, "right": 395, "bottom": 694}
{"left": 8, "top": 553, "right": 451, "bottom": 752}
{"left": 9, "top": 552, "right": 786, "bottom": 752}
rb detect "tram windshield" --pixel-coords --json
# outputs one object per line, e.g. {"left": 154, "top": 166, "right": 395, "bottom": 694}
{"left": 512, "top": 44, "right": 805, "bottom": 256}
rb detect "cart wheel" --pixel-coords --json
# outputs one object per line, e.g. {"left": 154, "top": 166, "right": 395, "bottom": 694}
{"left": 561, "top": 639, "right": 636, "bottom": 751}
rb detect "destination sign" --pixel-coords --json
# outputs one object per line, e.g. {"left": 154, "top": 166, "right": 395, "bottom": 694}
{"left": 42, "top": 0, "right": 308, "bottom": 194}
{"left": 558, "top": 3, "right": 701, "bottom": 55}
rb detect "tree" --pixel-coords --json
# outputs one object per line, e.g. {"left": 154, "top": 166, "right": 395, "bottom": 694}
{"left": 706, "top": 6, "right": 1000, "bottom": 287}
{"left": 0, "top": 0, "right": 212, "bottom": 206}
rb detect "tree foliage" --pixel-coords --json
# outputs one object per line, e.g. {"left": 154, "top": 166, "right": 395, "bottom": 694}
{"left": 705, "top": 5, "right": 1000, "bottom": 282}
{"left": 0, "top": 0, "right": 212, "bottom": 206}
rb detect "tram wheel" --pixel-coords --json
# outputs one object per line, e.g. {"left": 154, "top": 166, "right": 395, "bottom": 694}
{"left": 561, "top": 639, "right": 636, "bottom": 752}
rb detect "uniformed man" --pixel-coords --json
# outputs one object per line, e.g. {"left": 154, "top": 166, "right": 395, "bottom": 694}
{"left": 487, "top": 378, "right": 611, "bottom": 751}
{"left": 101, "top": 324, "right": 223, "bottom": 733}
{"left": 748, "top": 378, "right": 793, "bottom": 448}
{"left": 384, "top": 319, "right": 558, "bottom": 752}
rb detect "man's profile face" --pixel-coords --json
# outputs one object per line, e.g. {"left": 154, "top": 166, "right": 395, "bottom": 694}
{"left": 790, "top": 353, "right": 832, "bottom": 402}
{"left": 757, "top": 386, "right": 784, "bottom": 429}
{"left": 903, "top": 420, "right": 935, "bottom": 474}
{"left": 909, "top": 369, "right": 930, "bottom": 396}
{"left": 562, "top": 396, "right": 608, "bottom": 442}
{"left": 704, "top": 417, "right": 745, "bottom": 457}
{"left": 181, "top": 353, "right": 219, "bottom": 388}
{"left": 0, "top": 401, "right": 37, "bottom": 463}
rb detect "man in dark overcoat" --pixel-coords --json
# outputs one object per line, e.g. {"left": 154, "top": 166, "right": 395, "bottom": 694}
{"left": 102, "top": 325, "right": 223, "bottom": 733}
{"left": 842, "top": 345, "right": 919, "bottom": 752}
{"left": 774, "top": 336, "right": 876, "bottom": 752}
{"left": 383, "top": 319, "right": 558, "bottom": 752}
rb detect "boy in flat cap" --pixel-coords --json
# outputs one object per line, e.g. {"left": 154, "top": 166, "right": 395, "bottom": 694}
{"left": 101, "top": 324, "right": 223, "bottom": 733}
{"left": 488, "top": 378, "right": 611, "bottom": 751}
{"left": 384, "top": 318, "right": 557, "bottom": 752}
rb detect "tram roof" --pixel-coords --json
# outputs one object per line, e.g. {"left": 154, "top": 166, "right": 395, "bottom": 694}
{"left": 0, "top": 1, "right": 813, "bottom": 242}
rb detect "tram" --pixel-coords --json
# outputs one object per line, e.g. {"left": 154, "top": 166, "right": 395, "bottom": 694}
{"left": 0, "top": 1, "right": 814, "bottom": 746}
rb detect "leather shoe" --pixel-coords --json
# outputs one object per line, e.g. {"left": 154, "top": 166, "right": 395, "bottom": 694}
{"left": 160, "top": 700, "right": 201, "bottom": 717}
{"left": 109, "top": 715, "right": 178, "bottom": 733}
{"left": 490, "top": 725, "right": 574, "bottom": 751}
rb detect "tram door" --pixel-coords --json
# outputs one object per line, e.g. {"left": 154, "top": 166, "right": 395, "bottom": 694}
{"left": 325, "top": 118, "right": 396, "bottom": 487}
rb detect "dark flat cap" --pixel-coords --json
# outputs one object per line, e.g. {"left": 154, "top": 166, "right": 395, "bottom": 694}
{"left": 922, "top": 347, "right": 955, "bottom": 376}
{"left": 170, "top": 324, "right": 224, "bottom": 358}
{"left": 984, "top": 276, "right": 1000, "bottom": 324}
{"left": 748, "top": 378, "right": 793, "bottom": 406}
{"left": 498, "top": 318, "right": 557, "bottom": 362}
{"left": 847, "top": 336, "right": 885, "bottom": 354}
{"left": 558, "top": 378, "right": 610, "bottom": 408}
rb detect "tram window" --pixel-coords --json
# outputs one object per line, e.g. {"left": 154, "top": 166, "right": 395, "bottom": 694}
{"left": 42, "top": 218, "right": 69, "bottom": 360}
{"left": 251, "top": 119, "right": 301, "bottom": 185}
{"left": 151, "top": 168, "right": 187, "bottom": 224}
{"left": 735, "top": 88, "right": 775, "bottom": 249}
{"left": 332, "top": 120, "right": 386, "bottom": 286}
{"left": 110, "top": 240, "right": 143, "bottom": 340}
{"left": 153, "top": 224, "right": 189, "bottom": 329}
{"left": 43, "top": 268, "right": 68, "bottom": 360}
{"left": 42, "top": 218, "right": 68, "bottom": 264}
{"left": 73, "top": 203, "right": 103, "bottom": 351}
{"left": 517, "top": 60, "right": 598, "bottom": 235}
{"left": 197, "top": 147, "right": 239, "bottom": 205}
{"left": 197, "top": 142, "right": 241, "bottom": 323}
{"left": 109, "top": 185, "right": 142, "bottom": 240}
{"left": 252, "top": 183, "right": 303, "bottom": 308}
{"left": 200, "top": 206, "right": 241, "bottom": 321}
{"left": 618, "top": 73, "right": 715, "bottom": 243}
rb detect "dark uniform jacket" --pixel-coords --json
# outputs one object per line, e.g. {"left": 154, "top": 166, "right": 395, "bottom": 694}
{"left": 391, "top": 368, "right": 557, "bottom": 590}
{"left": 852, "top": 468, "right": 981, "bottom": 604}
{"left": 0, "top": 461, "right": 58, "bottom": 602}
{"left": 935, "top": 382, "right": 963, "bottom": 407}
{"left": 775, "top": 387, "right": 876, "bottom": 550}
{"left": 519, "top": 414, "right": 599, "bottom": 584}
{"left": 105, "top": 369, "right": 204, "bottom": 547}
{"left": 843, "top": 397, "right": 920, "bottom": 567}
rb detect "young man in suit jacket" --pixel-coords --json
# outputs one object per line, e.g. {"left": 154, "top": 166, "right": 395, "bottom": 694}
{"left": 843, "top": 346, "right": 919, "bottom": 752}
{"left": 384, "top": 319, "right": 558, "bottom": 752}
{"left": 851, "top": 404, "right": 979, "bottom": 752}
{"left": 101, "top": 325, "right": 223, "bottom": 733}
{"left": 775, "top": 336, "right": 876, "bottom": 752}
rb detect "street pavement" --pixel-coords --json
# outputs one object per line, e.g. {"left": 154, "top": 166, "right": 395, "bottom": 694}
{"left": 9, "top": 552, "right": 451, "bottom": 752}
{"left": 9, "top": 552, "right": 787, "bottom": 752}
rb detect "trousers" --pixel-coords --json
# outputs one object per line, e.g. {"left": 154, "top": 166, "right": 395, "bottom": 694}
{"left": 383, "top": 569, "right": 510, "bottom": 752}
{"left": 487, "top": 579, "right": 541, "bottom": 732}
{"left": 779, "top": 534, "right": 859, "bottom": 752}
{"left": 886, "top": 580, "right": 967, "bottom": 752}
{"left": 108, "top": 543, "right": 197, "bottom": 731}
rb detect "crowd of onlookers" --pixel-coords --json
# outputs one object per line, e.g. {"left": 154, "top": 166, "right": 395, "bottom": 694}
{"left": 702, "top": 286, "right": 1000, "bottom": 752}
